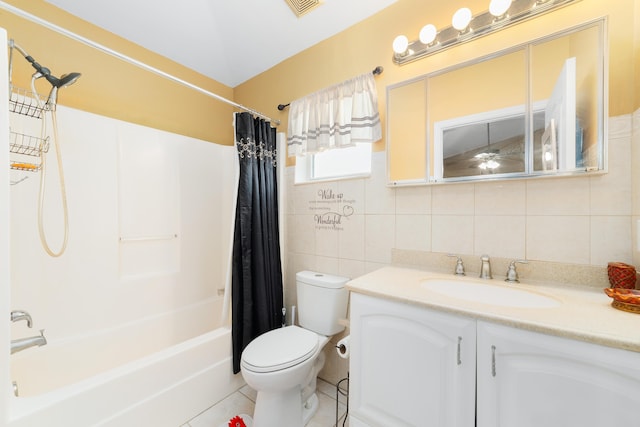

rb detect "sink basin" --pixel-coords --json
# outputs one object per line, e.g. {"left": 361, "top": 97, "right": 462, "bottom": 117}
{"left": 421, "top": 278, "right": 561, "bottom": 308}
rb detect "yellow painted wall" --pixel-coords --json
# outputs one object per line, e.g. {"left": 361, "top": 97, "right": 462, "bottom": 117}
{"left": 234, "top": 0, "right": 638, "bottom": 166}
{"left": 387, "top": 78, "right": 427, "bottom": 181}
{"left": 1, "top": 0, "right": 234, "bottom": 145}
{"left": 1, "top": 0, "right": 637, "bottom": 147}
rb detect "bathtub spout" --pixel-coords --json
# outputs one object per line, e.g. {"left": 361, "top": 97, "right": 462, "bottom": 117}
{"left": 11, "top": 329, "right": 47, "bottom": 354}
{"left": 11, "top": 310, "right": 33, "bottom": 328}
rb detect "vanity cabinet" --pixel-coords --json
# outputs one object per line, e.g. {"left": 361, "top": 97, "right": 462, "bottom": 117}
{"left": 348, "top": 293, "right": 476, "bottom": 427}
{"left": 476, "top": 321, "right": 640, "bottom": 427}
{"left": 350, "top": 293, "right": 640, "bottom": 427}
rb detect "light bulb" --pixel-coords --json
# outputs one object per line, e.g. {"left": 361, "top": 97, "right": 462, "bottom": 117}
{"left": 489, "top": 0, "right": 512, "bottom": 17}
{"left": 393, "top": 35, "right": 409, "bottom": 54}
{"left": 419, "top": 24, "right": 437, "bottom": 45}
{"left": 452, "top": 7, "right": 472, "bottom": 31}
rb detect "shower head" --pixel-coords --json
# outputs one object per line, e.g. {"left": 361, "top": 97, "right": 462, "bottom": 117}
{"left": 10, "top": 40, "right": 81, "bottom": 88}
{"left": 58, "top": 72, "right": 82, "bottom": 88}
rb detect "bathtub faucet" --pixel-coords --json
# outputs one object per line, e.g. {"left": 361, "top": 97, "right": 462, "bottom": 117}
{"left": 11, "top": 329, "right": 47, "bottom": 354}
{"left": 10, "top": 310, "right": 33, "bottom": 328}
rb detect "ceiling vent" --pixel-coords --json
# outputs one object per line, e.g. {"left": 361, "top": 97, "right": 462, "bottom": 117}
{"left": 284, "top": 0, "right": 322, "bottom": 17}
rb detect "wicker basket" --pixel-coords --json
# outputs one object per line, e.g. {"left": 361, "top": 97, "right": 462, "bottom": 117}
{"left": 607, "top": 262, "right": 637, "bottom": 289}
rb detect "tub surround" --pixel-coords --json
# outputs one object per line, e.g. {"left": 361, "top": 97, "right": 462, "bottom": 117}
{"left": 6, "top": 104, "right": 239, "bottom": 426}
{"left": 347, "top": 265, "right": 640, "bottom": 353}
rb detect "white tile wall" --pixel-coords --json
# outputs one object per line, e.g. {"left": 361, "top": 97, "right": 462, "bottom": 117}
{"left": 337, "top": 215, "right": 365, "bottom": 260}
{"left": 395, "top": 214, "right": 431, "bottom": 252}
{"left": 395, "top": 185, "right": 431, "bottom": 214}
{"left": 474, "top": 181, "right": 526, "bottom": 216}
{"left": 432, "top": 183, "right": 475, "bottom": 215}
{"left": 590, "top": 216, "right": 633, "bottom": 265}
{"left": 474, "top": 215, "right": 526, "bottom": 259}
{"left": 364, "top": 215, "right": 395, "bottom": 263}
{"left": 432, "top": 214, "right": 474, "bottom": 254}
{"left": 526, "top": 215, "right": 591, "bottom": 264}
{"left": 526, "top": 177, "right": 591, "bottom": 216}
{"left": 285, "top": 114, "right": 635, "bottom": 275}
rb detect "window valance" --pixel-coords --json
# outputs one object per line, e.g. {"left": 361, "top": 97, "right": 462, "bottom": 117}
{"left": 287, "top": 72, "right": 381, "bottom": 156}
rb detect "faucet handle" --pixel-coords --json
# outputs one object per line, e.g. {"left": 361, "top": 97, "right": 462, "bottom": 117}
{"left": 10, "top": 310, "right": 32, "bottom": 328}
{"left": 505, "top": 260, "right": 528, "bottom": 283}
{"left": 447, "top": 254, "right": 466, "bottom": 276}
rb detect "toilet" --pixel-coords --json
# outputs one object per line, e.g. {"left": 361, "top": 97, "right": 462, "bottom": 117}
{"left": 240, "top": 270, "right": 349, "bottom": 427}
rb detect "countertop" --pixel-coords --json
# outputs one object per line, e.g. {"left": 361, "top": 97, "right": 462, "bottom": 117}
{"left": 346, "top": 266, "right": 640, "bottom": 353}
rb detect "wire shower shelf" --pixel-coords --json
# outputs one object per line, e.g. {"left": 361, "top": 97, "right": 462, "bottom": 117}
{"left": 9, "top": 85, "right": 48, "bottom": 118}
{"left": 9, "top": 131, "right": 50, "bottom": 171}
{"left": 8, "top": 85, "right": 49, "bottom": 172}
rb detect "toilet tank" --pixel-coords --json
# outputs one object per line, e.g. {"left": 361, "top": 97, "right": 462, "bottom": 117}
{"left": 296, "top": 271, "right": 349, "bottom": 336}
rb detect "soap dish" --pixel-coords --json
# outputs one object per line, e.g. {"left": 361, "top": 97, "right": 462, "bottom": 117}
{"left": 604, "top": 288, "right": 640, "bottom": 313}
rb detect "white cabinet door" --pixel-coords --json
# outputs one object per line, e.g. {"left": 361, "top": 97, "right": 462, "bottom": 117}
{"left": 349, "top": 293, "right": 476, "bottom": 427}
{"left": 477, "top": 321, "right": 640, "bottom": 427}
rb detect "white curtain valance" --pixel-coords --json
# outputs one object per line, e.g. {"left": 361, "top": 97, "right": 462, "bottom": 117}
{"left": 287, "top": 72, "right": 381, "bottom": 156}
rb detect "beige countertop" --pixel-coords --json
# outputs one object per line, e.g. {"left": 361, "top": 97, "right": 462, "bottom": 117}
{"left": 347, "top": 266, "right": 640, "bottom": 353}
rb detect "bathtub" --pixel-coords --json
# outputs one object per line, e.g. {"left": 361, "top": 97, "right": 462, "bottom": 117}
{"left": 7, "top": 298, "right": 245, "bottom": 427}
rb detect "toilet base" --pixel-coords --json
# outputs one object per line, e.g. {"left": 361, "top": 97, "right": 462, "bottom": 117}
{"left": 253, "top": 387, "right": 302, "bottom": 427}
{"left": 302, "top": 393, "right": 319, "bottom": 426}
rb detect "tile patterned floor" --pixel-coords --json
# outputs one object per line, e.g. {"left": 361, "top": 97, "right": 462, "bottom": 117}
{"left": 182, "top": 379, "right": 349, "bottom": 427}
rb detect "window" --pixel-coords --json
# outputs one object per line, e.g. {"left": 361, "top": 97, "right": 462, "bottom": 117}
{"left": 294, "top": 143, "right": 372, "bottom": 184}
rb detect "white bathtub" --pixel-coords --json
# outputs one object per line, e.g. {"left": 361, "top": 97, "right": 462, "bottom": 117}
{"left": 7, "top": 298, "right": 245, "bottom": 427}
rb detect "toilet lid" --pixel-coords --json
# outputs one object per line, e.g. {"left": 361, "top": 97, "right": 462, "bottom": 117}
{"left": 241, "top": 326, "right": 319, "bottom": 373}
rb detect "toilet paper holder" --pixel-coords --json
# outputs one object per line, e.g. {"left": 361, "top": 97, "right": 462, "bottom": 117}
{"left": 335, "top": 335, "right": 350, "bottom": 359}
{"left": 335, "top": 374, "right": 349, "bottom": 427}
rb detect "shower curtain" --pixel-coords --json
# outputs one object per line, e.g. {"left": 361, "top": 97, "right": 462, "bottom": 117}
{"left": 231, "top": 112, "right": 284, "bottom": 374}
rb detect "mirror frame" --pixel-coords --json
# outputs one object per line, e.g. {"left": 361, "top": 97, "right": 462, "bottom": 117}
{"left": 386, "top": 18, "right": 608, "bottom": 186}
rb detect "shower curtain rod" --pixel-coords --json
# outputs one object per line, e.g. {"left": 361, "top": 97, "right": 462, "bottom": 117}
{"left": 276, "top": 65, "right": 383, "bottom": 111}
{"left": 0, "top": 1, "right": 280, "bottom": 126}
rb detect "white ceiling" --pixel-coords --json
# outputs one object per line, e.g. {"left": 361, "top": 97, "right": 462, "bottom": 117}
{"left": 44, "top": 0, "right": 398, "bottom": 88}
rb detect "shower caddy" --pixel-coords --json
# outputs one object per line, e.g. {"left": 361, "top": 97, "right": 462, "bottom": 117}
{"left": 8, "top": 85, "right": 50, "bottom": 173}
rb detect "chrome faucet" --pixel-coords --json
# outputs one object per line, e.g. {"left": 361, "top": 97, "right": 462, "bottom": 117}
{"left": 11, "top": 330, "right": 47, "bottom": 354}
{"left": 11, "top": 310, "right": 33, "bottom": 328}
{"left": 447, "top": 254, "right": 466, "bottom": 276}
{"left": 505, "top": 260, "right": 528, "bottom": 283}
{"left": 479, "top": 255, "right": 492, "bottom": 279}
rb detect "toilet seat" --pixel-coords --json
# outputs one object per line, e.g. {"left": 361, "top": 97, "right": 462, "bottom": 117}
{"left": 241, "top": 326, "right": 319, "bottom": 373}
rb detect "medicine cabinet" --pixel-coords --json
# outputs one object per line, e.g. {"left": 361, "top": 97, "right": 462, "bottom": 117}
{"left": 386, "top": 19, "right": 606, "bottom": 185}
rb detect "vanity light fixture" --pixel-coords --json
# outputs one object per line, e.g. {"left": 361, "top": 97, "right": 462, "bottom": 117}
{"left": 392, "top": 0, "right": 576, "bottom": 65}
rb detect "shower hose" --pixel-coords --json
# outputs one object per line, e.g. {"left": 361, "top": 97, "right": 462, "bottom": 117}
{"left": 32, "top": 77, "right": 69, "bottom": 257}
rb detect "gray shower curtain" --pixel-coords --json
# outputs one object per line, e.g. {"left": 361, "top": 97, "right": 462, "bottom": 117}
{"left": 231, "top": 112, "right": 284, "bottom": 374}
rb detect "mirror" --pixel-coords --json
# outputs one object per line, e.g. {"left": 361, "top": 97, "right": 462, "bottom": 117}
{"left": 386, "top": 20, "right": 606, "bottom": 185}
